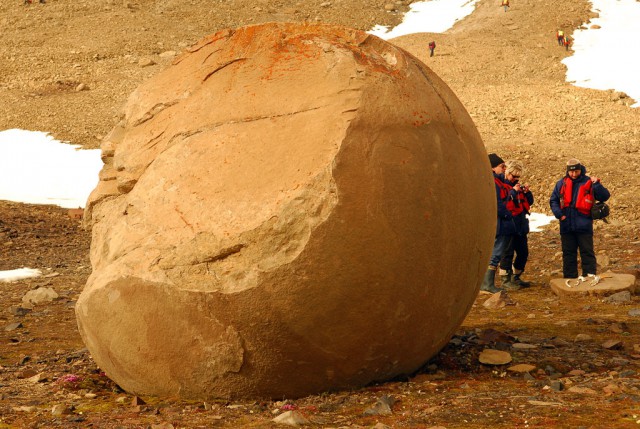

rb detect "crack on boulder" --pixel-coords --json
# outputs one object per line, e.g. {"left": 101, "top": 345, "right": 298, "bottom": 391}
{"left": 203, "top": 58, "right": 248, "bottom": 82}
{"left": 201, "top": 244, "right": 245, "bottom": 263}
{"left": 133, "top": 101, "right": 179, "bottom": 127}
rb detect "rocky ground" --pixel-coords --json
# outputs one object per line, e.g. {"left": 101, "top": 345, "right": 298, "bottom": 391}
{"left": 1, "top": 0, "right": 640, "bottom": 427}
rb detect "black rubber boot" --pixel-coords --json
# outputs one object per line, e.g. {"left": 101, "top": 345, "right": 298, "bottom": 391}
{"left": 500, "top": 270, "right": 520, "bottom": 291}
{"left": 480, "top": 269, "right": 501, "bottom": 293}
{"left": 513, "top": 272, "right": 531, "bottom": 288}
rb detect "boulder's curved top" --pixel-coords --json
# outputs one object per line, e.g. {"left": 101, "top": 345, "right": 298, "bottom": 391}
{"left": 76, "top": 22, "right": 495, "bottom": 399}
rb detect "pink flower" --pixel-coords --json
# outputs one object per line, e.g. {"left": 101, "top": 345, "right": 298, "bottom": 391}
{"left": 58, "top": 374, "right": 82, "bottom": 384}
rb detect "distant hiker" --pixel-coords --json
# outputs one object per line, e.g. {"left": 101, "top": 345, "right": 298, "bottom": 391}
{"left": 563, "top": 35, "right": 572, "bottom": 51}
{"left": 24, "top": 0, "right": 32, "bottom": 4}
{"left": 428, "top": 41, "right": 436, "bottom": 57}
{"left": 498, "top": 160, "right": 534, "bottom": 289}
{"left": 501, "top": 0, "right": 510, "bottom": 12}
{"left": 549, "top": 158, "right": 610, "bottom": 279}
{"left": 480, "top": 153, "right": 516, "bottom": 293}
{"left": 556, "top": 30, "right": 565, "bottom": 46}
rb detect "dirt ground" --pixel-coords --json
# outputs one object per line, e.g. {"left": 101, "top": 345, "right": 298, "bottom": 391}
{"left": 1, "top": 0, "right": 640, "bottom": 427}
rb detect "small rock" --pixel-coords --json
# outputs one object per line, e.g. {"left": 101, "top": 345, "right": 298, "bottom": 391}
{"left": 628, "top": 309, "right": 640, "bottom": 317}
{"left": 13, "top": 406, "right": 37, "bottom": 413}
{"left": 51, "top": 404, "right": 71, "bottom": 416}
{"left": 4, "top": 322, "right": 23, "bottom": 331}
{"left": 568, "top": 386, "right": 597, "bottom": 395}
{"left": 603, "top": 384, "right": 620, "bottom": 395}
{"left": 75, "top": 83, "right": 88, "bottom": 92}
{"left": 363, "top": 395, "right": 395, "bottom": 416}
{"left": 602, "top": 291, "right": 631, "bottom": 304}
{"left": 479, "top": 349, "right": 512, "bottom": 365}
{"left": 507, "top": 364, "right": 536, "bottom": 373}
{"left": 512, "top": 343, "right": 537, "bottom": 350}
{"left": 272, "top": 410, "right": 310, "bottom": 426}
{"left": 574, "top": 334, "right": 593, "bottom": 342}
{"left": 567, "top": 369, "right": 585, "bottom": 377}
{"left": 138, "top": 57, "right": 156, "bottom": 67}
{"left": 372, "top": 424, "right": 391, "bottom": 429}
{"left": 602, "top": 339, "right": 623, "bottom": 350}
{"left": 27, "top": 372, "right": 48, "bottom": 383}
{"left": 482, "top": 291, "right": 514, "bottom": 309}
{"left": 549, "top": 380, "right": 564, "bottom": 391}
{"left": 132, "top": 396, "right": 146, "bottom": 406}
{"left": 159, "top": 50, "right": 176, "bottom": 58}
{"left": 9, "top": 307, "right": 31, "bottom": 316}
{"left": 384, "top": 3, "right": 396, "bottom": 11}
{"left": 151, "top": 424, "right": 175, "bottom": 429}
{"left": 22, "top": 287, "right": 58, "bottom": 305}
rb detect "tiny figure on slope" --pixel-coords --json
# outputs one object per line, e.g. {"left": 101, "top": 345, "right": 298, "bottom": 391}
{"left": 549, "top": 158, "right": 610, "bottom": 279}
{"left": 556, "top": 30, "right": 565, "bottom": 46}
{"left": 428, "top": 41, "right": 436, "bottom": 57}
{"left": 563, "top": 35, "right": 572, "bottom": 51}
{"left": 501, "top": 0, "right": 510, "bottom": 12}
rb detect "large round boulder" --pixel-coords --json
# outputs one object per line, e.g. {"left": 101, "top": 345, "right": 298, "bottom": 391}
{"left": 76, "top": 22, "right": 495, "bottom": 399}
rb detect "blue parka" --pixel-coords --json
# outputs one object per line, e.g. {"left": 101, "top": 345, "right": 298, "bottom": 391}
{"left": 504, "top": 177, "right": 534, "bottom": 235}
{"left": 494, "top": 172, "right": 516, "bottom": 236}
{"left": 549, "top": 165, "right": 610, "bottom": 234}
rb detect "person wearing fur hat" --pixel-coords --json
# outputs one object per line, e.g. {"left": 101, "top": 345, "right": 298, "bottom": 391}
{"left": 480, "top": 153, "right": 517, "bottom": 293}
{"left": 549, "top": 158, "right": 610, "bottom": 279}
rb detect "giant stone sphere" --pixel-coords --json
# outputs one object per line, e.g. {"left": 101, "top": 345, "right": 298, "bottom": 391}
{"left": 76, "top": 22, "right": 496, "bottom": 399}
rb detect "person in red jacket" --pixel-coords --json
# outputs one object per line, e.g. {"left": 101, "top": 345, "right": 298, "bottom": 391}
{"left": 499, "top": 160, "right": 534, "bottom": 289}
{"left": 563, "top": 35, "right": 572, "bottom": 51}
{"left": 549, "top": 158, "right": 610, "bottom": 279}
{"left": 428, "top": 41, "right": 436, "bottom": 57}
{"left": 501, "top": 0, "right": 510, "bottom": 12}
{"left": 480, "top": 153, "right": 516, "bottom": 293}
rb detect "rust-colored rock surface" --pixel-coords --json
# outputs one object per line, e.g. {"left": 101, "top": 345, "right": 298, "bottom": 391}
{"left": 75, "top": 22, "right": 495, "bottom": 399}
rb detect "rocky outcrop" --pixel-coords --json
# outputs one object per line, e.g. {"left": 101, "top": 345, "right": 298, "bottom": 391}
{"left": 75, "top": 22, "right": 495, "bottom": 399}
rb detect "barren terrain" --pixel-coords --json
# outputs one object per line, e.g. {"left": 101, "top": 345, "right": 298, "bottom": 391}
{"left": 1, "top": 0, "right": 640, "bottom": 427}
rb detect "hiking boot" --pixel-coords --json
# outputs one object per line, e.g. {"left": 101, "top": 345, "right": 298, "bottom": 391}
{"left": 513, "top": 273, "right": 531, "bottom": 288}
{"left": 480, "top": 268, "right": 501, "bottom": 293}
{"left": 500, "top": 271, "right": 520, "bottom": 291}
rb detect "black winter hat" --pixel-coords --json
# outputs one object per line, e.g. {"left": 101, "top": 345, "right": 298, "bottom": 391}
{"left": 488, "top": 153, "right": 505, "bottom": 168}
{"left": 566, "top": 158, "right": 582, "bottom": 171}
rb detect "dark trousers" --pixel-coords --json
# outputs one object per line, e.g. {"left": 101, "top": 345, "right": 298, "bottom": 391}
{"left": 561, "top": 233, "right": 596, "bottom": 278}
{"left": 499, "top": 234, "right": 528, "bottom": 272}
{"left": 429, "top": 48, "right": 434, "bottom": 57}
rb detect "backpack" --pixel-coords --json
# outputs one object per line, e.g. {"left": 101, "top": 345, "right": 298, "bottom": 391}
{"left": 591, "top": 201, "right": 610, "bottom": 221}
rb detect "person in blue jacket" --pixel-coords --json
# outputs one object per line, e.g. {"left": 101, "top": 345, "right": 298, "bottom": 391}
{"left": 549, "top": 158, "right": 610, "bottom": 279}
{"left": 480, "top": 153, "right": 517, "bottom": 293}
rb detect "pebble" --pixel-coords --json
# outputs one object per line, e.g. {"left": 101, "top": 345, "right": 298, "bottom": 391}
{"left": 507, "top": 363, "right": 536, "bottom": 373}
{"left": 574, "top": 334, "right": 593, "bottom": 342}
{"left": 512, "top": 343, "right": 538, "bottom": 350}
{"left": 363, "top": 395, "right": 395, "bottom": 416}
{"left": 602, "top": 291, "right": 631, "bottom": 304}
{"left": 602, "top": 339, "right": 623, "bottom": 350}
{"left": 272, "top": 410, "right": 310, "bottom": 426}
{"left": 4, "top": 322, "right": 23, "bottom": 331}
{"left": 479, "top": 349, "right": 512, "bottom": 365}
